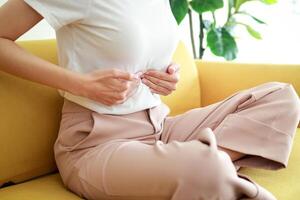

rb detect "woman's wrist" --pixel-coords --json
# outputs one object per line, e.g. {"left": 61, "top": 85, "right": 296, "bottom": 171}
{"left": 61, "top": 69, "right": 88, "bottom": 97}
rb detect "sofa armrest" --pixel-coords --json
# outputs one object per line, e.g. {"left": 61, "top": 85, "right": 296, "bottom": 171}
{"left": 195, "top": 60, "right": 300, "bottom": 106}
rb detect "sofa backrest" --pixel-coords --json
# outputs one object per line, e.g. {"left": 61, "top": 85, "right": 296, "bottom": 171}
{"left": 0, "top": 40, "right": 63, "bottom": 187}
{"left": 0, "top": 39, "right": 201, "bottom": 187}
{"left": 162, "top": 41, "right": 201, "bottom": 116}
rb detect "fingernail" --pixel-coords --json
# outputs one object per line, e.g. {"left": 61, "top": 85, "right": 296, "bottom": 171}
{"left": 168, "top": 67, "right": 174, "bottom": 73}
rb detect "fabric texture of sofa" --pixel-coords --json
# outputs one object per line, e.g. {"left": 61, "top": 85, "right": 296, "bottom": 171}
{"left": 0, "top": 39, "right": 299, "bottom": 200}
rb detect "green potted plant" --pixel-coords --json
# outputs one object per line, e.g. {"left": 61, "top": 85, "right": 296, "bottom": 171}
{"left": 169, "top": 0, "right": 277, "bottom": 60}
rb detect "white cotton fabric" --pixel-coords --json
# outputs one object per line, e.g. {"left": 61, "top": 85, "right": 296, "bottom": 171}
{"left": 23, "top": 0, "right": 180, "bottom": 114}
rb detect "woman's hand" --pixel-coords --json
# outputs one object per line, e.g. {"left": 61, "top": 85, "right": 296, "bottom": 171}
{"left": 140, "top": 62, "right": 180, "bottom": 96}
{"left": 75, "top": 68, "right": 140, "bottom": 106}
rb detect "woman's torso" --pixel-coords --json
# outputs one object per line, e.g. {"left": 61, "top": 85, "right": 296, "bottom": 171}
{"left": 56, "top": 0, "right": 179, "bottom": 115}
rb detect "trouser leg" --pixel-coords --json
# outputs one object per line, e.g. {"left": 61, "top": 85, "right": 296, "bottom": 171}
{"left": 157, "top": 82, "right": 300, "bottom": 170}
{"left": 60, "top": 102, "right": 257, "bottom": 199}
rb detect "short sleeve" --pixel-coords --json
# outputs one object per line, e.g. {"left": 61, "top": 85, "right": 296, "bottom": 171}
{"left": 23, "top": 0, "right": 91, "bottom": 31}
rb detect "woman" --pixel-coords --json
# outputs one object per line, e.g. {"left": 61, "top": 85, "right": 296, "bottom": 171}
{"left": 0, "top": 0, "right": 299, "bottom": 199}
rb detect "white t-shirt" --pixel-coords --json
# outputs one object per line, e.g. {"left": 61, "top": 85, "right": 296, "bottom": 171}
{"left": 23, "top": 0, "right": 180, "bottom": 115}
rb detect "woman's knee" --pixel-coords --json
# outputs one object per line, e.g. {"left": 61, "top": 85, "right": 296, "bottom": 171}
{"left": 261, "top": 82, "right": 300, "bottom": 120}
{"left": 171, "top": 141, "right": 238, "bottom": 198}
{"left": 285, "top": 84, "right": 300, "bottom": 114}
{"left": 277, "top": 83, "right": 300, "bottom": 120}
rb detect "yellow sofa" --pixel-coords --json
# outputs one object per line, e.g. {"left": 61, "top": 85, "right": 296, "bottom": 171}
{"left": 0, "top": 39, "right": 299, "bottom": 200}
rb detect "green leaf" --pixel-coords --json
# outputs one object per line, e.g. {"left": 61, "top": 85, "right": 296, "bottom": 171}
{"left": 260, "top": 0, "right": 277, "bottom": 5}
{"left": 207, "top": 27, "right": 238, "bottom": 60}
{"left": 235, "top": 0, "right": 251, "bottom": 11}
{"left": 169, "top": 0, "right": 189, "bottom": 24}
{"left": 237, "top": 11, "right": 266, "bottom": 24}
{"left": 235, "top": 22, "right": 262, "bottom": 39}
{"left": 228, "top": 0, "right": 235, "bottom": 16}
{"left": 250, "top": 15, "right": 266, "bottom": 24}
{"left": 189, "top": 0, "right": 224, "bottom": 14}
{"left": 245, "top": 25, "right": 262, "bottom": 39}
{"left": 235, "top": 0, "right": 277, "bottom": 11}
{"left": 229, "top": 0, "right": 235, "bottom": 8}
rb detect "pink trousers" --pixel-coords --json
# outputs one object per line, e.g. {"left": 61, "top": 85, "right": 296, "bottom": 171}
{"left": 54, "top": 82, "right": 300, "bottom": 200}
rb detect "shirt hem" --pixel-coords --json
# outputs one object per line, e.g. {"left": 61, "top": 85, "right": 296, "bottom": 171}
{"left": 60, "top": 90, "right": 162, "bottom": 115}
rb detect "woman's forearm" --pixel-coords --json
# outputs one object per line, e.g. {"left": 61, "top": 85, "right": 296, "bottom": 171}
{"left": 0, "top": 37, "right": 84, "bottom": 95}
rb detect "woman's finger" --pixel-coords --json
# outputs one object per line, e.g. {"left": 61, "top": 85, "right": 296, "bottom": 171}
{"left": 109, "top": 68, "right": 138, "bottom": 81}
{"left": 143, "top": 74, "right": 176, "bottom": 91}
{"left": 149, "top": 87, "right": 170, "bottom": 96}
{"left": 167, "top": 62, "right": 180, "bottom": 74}
{"left": 141, "top": 78, "right": 171, "bottom": 95}
{"left": 106, "top": 78, "right": 129, "bottom": 92}
{"left": 143, "top": 70, "right": 178, "bottom": 83}
{"left": 112, "top": 77, "right": 141, "bottom": 91}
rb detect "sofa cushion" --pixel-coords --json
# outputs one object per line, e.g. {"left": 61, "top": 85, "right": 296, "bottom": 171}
{"left": 196, "top": 60, "right": 300, "bottom": 107}
{"left": 0, "top": 173, "right": 82, "bottom": 200}
{"left": 1, "top": 128, "right": 299, "bottom": 200}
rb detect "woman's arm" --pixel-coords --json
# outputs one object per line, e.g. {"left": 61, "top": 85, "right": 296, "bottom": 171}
{"left": 0, "top": 0, "right": 85, "bottom": 96}
{"left": 0, "top": 0, "right": 139, "bottom": 106}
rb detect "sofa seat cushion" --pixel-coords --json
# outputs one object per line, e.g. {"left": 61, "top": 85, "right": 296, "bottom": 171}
{"left": 1, "top": 129, "right": 299, "bottom": 200}
{"left": 0, "top": 173, "right": 82, "bottom": 200}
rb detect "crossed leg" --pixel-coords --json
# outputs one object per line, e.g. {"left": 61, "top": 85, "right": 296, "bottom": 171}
{"left": 60, "top": 82, "right": 300, "bottom": 200}
{"left": 158, "top": 81, "right": 300, "bottom": 170}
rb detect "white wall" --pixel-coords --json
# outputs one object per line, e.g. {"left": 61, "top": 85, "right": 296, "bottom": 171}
{"left": 179, "top": 0, "right": 300, "bottom": 64}
{"left": 1, "top": 0, "right": 299, "bottom": 64}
